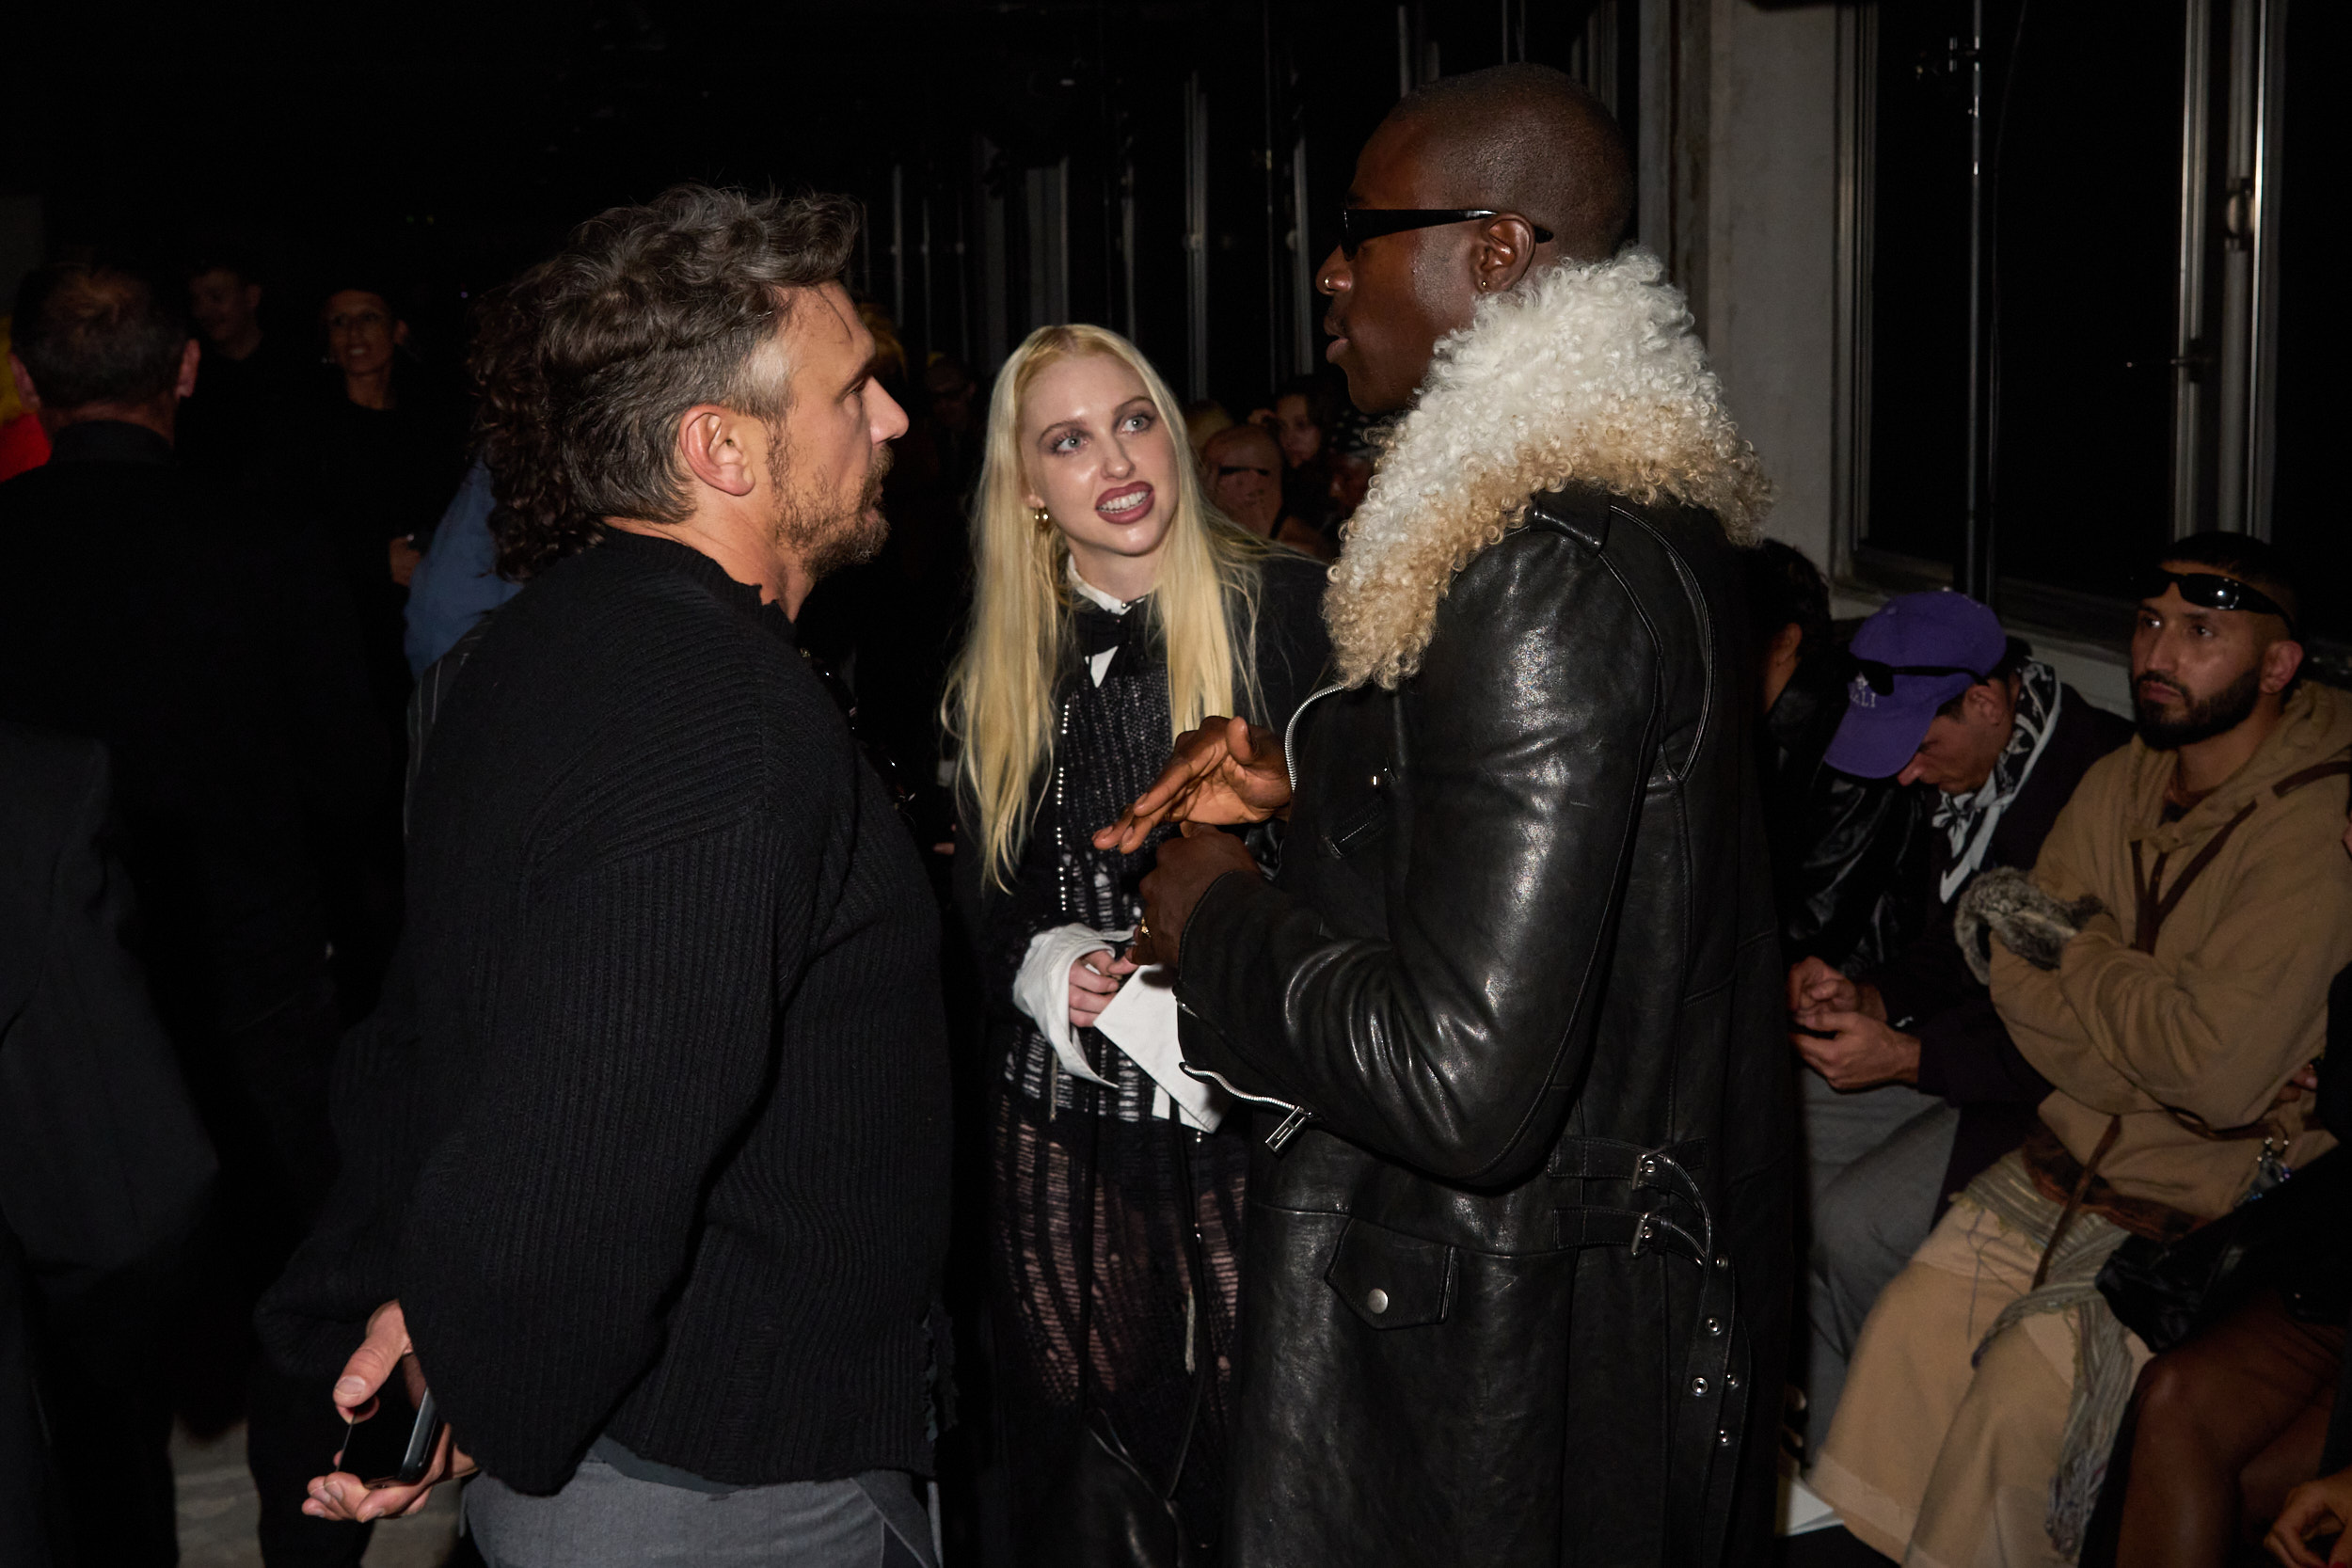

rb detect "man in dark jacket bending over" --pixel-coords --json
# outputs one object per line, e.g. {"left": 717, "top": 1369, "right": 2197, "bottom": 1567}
{"left": 1786, "top": 591, "right": 2129, "bottom": 1456}
{"left": 1106, "top": 66, "right": 1792, "bottom": 1567}
{"left": 286, "top": 187, "right": 948, "bottom": 1566}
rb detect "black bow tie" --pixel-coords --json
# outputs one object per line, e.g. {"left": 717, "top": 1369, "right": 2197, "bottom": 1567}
{"left": 1075, "top": 606, "right": 1133, "bottom": 660}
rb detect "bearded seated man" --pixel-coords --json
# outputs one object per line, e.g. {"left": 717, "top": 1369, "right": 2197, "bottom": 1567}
{"left": 1813, "top": 533, "right": 2352, "bottom": 1567}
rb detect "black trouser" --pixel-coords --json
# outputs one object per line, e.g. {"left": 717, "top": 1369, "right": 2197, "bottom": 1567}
{"left": 167, "top": 973, "right": 369, "bottom": 1568}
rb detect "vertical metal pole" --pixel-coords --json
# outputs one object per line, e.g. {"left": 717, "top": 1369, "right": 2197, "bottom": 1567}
{"left": 1184, "top": 73, "right": 1210, "bottom": 400}
{"left": 890, "top": 164, "right": 906, "bottom": 329}
{"left": 2242, "top": 0, "right": 2283, "bottom": 538}
{"left": 1291, "top": 134, "right": 1314, "bottom": 373}
{"left": 1262, "top": 0, "right": 1280, "bottom": 393}
{"left": 1121, "top": 161, "right": 1138, "bottom": 342}
{"left": 956, "top": 189, "right": 973, "bottom": 368}
{"left": 919, "top": 194, "right": 934, "bottom": 364}
{"left": 2172, "top": 0, "right": 2212, "bottom": 538}
{"left": 1052, "top": 157, "right": 1071, "bottom": 325}
{"left": 1960, "top": 0, "right": 1994, "bottom": 604}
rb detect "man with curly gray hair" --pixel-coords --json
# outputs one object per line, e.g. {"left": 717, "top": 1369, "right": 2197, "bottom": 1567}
{"left": 275, "top": 186, "right": 946, "bottom": 1567}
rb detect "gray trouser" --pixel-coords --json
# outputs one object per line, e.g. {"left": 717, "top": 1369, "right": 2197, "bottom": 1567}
{"left": 1799, "top": 1072, "right": 1961, "bottom": 1454}
{"left": 465, "top": 1455, "right": 937, "bottom": 1567}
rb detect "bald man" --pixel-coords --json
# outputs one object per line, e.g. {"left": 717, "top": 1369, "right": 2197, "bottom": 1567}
{"left": 1106, "top": 64, "right": 1789, "bottom": 1567}
{"left": 1202, "top": 422, "right": 1334, "bottom": 560}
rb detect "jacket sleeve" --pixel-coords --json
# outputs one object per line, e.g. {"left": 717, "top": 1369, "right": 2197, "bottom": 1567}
{"left": 0, "top": 744, "right": 215, "bottom": 1299}
{"left": 1175, "top": 530, "right": 1661, "bottom": 1186}
{"left": 397, "top": 805, "right": 822, "bottom": 1495}
{"left": 1994, "top": 795, "right": 2352, "bottom": 1129}
{"left": 1911, "top": 992, "right": 2053, "bottom": 1106}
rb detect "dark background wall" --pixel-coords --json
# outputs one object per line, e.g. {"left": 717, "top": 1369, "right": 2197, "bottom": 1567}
{"left": 8, "top": 0, "right": 1624, "bottom": 407}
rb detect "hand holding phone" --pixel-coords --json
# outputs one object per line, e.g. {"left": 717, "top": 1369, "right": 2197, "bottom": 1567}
{"left": 303, "top": 1301, "right": 474, "bottom": 1524}
{"left": 335, "top": 1355, "right": 445, "bottom": 1490}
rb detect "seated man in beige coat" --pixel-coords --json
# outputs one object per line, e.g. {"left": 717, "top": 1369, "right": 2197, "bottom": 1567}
{"left": 1814, "top": 532, "right": 2352, "bottom": 1566}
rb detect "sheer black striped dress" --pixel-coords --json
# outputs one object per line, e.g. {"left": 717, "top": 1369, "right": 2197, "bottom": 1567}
{"left": 963, "top": 550, "right": 1327, "bottom": 1561}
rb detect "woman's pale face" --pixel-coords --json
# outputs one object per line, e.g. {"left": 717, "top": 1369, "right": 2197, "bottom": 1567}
{"left": 324, "top": 290, "right": 404, "bottom": 380}
{"left": 1021, "top": 355, "right": 1180, "bottom": 586}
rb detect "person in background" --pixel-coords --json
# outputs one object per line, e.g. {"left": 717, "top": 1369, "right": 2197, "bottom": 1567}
{"left": 1786, "top": 589, "right": 2128, "bottom": 1457}
{"left": 919, "top": 352, "right": 982, "bottom": 506}
{"left": 0, "top": 316, "right": 47, "bottom": 483}
{"left": 1200, "top": 422, "right": 1332, "bottom": 560}
{"left": 180, "top": 252, "right": 304, "bottom": 495}
{"left": 306, "top": 275, "right": 467, "bottom": 1024}
{"left": 1745, "top": 541, "right": 1932, "bottom": 981}
{"left": 1323, "top": 422, "right": 1374, "bottom": 530}
{"left": 944, "top": 323, "right": 1327, "bottom": 1564}
{"left": 1182, "top": 397, "right": 1232, "bottom": 459}
{"left": 1252, "top": 373, "right": 1339, "bottom": 535}
{"left": 0, "top": 723, "right": 217, "bottom": 1568}
{"left": 403, "top": 458, "right": 520, "bottom": 677}
{"left": 0, "top": 260, "right": 382, "bottom": 1568}
{"left": 1817, "top": 536, "right": 2352, "bottom": 1567}
{"left": 309, "top": 277, "right": 468, "bottom": 723}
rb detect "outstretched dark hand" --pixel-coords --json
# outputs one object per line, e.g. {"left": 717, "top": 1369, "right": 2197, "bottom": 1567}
{"left": 1133, "top": 826, "right": 1258, "bottom": 971}
{"left": 1094, "top": 716, "right": 1291, "bottom": 856}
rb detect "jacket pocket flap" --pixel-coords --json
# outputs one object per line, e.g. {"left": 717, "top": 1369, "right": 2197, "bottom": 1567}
{"left": 1324, "top": 1217, "right": 1455, "bottom": 1329}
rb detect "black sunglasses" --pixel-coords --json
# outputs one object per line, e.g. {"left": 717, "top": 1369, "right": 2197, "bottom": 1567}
{"left": 2136, "top": 569, "right": 2297, "bottom": 635}
{"left": 1338, "top": 208, "right": 1554, "bottom": 259}
{"left": 1847, "top": 656, "right": 1988, "bottom": 698}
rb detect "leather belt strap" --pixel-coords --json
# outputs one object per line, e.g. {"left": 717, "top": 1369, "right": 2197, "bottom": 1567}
{"left": 1548, "top": 1136, "right": 1741, "bottom": 1563}
{"left": 2131, "top": 799, "right": 2257, "bottom": 955}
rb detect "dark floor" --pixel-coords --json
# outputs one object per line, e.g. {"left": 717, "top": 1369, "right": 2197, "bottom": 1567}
{"left": 172, "top": 1423, "right": 461, "bottom": 1568}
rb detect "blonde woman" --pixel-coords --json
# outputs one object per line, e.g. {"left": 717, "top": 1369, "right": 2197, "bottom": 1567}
{"left": 946, "top": 325, "right": 1327, "bottom": 1563}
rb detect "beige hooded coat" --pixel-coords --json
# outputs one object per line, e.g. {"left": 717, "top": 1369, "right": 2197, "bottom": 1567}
{"left": 1992, "top": 681, "right": 2352, "bottom": 1219}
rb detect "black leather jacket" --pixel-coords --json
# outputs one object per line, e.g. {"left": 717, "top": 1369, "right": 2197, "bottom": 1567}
{"left": 1173, "top": 487, "right": 1793, "bottom": 1567}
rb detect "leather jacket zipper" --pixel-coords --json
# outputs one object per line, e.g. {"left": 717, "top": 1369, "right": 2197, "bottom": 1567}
{"left": 1282, "top": 681, "right": 1344, "bottom": 799}
{"left": 1182, "top": 1056, "right": 1315, "bottom": 1151}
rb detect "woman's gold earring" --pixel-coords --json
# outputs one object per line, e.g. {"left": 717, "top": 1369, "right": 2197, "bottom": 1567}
{"left": 1031, "top": 505, "right": 1053, "bottom": 534}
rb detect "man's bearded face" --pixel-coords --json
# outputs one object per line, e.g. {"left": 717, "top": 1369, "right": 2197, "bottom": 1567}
{"left": 771, "top": 432, "right": 892, "bottom": 585}
{"left": 2134, "top": 660, "right": 2262, "bottom": 750}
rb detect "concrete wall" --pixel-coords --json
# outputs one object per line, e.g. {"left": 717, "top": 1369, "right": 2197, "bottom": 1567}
{"left": 1703, "top": 0, "right": 1841, "bottom": 582}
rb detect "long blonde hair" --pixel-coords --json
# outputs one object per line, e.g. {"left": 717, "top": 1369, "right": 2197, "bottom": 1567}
{"left": 946, "top": 325, "right": 1269, "bottom": 890}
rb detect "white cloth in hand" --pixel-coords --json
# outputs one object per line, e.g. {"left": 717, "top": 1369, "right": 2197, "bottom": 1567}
{"left": 1093, "top": 966, "right": 1226, "bottom": 1132}
{"left": 1012, "top": 924, "right": 1129, "bottom": 1086}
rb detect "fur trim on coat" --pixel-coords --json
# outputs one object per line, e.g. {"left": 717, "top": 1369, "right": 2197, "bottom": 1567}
{"left": 1326, "top": 248, "right": 1770, "bottom": 689}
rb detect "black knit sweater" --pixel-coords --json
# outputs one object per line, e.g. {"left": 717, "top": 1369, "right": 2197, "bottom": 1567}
{"left": 387, "top": 531, "right": 950, "bottom": 1495}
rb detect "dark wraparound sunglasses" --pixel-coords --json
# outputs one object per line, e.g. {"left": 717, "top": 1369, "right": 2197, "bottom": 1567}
{"left": 2136, "top": 569, "right": 2297, "bottom": 636}
{"left": 1338, "top": 208, "right": 1554, "bottom": 259}
{"left": 1848, "top": 657, "right": 1988, "bottom": 698}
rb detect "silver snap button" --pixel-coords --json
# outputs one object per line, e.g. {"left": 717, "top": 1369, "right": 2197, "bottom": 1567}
{"left": 1703, "top": 1316, "right": 1724, "bottom": 1338}
{"left": 1690, "top": 1375, "right": 1709, "bottom": 1396}
{"left": 1724, "top": 1371, "right": 1741, "bottom": 1391}
{"left": 1365, "top": 1288, "right": 1391, "bottom": 1315}
{"left": 1717, "top": 1428, "right": 1733, "bottom": 1447}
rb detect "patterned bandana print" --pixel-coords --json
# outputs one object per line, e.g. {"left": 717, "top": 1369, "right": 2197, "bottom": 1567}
{"left": 1931, "top": 659, "right": 2062, "bottom": 904}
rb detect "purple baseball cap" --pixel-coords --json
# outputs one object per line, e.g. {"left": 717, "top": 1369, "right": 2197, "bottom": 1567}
{"left": 1824, "top": 591, "right": 2009, "bottom": 779}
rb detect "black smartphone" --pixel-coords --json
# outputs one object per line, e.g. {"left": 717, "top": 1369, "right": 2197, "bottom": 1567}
{"left": 337, "top": 1355, "right": 446, "bottom": 1490}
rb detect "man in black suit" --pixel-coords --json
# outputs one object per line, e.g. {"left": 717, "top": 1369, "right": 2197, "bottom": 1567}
{"left": 0, "top": 261, "right": 383, "bottom": 1566}
{"left": 0, "top": 722, "right": 216, "bottom": 1566}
